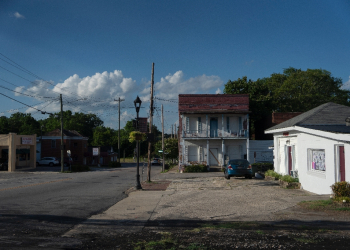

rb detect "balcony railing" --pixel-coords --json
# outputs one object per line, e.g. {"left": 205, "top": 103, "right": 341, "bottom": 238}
{"left": 183, "top": 129, "right": 247, "bottom": 138}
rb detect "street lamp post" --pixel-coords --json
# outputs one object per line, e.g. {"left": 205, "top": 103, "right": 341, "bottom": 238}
{"left": 134, "top": 96, "right": 142, "bottom": 190}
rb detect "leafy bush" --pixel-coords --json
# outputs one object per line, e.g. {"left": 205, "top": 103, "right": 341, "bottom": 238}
{"left": 333, "top": 196, "right": 350, "bottom": 203}
{"left": 71, "top": 165, "right": 90, "bottom": 172}
{"left": 280, "top": 175, "right": 299, "bottom": 183}
{"left": 108, "top": 161, "right": 121, "bottom": 168}
{"left": 184, "top": 164, "right": 208, "bottom": 173}
{"left": 331, "top": 181, "right": 350, "bottom": 198}
{"left": 265, "top": 170, "right": 282, "bottom": 179}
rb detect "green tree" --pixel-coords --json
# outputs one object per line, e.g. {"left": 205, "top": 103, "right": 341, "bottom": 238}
{"left": 7, "top": 112, "right": 40, "bottom": 135}
{"left": 224, "top": 67, "right": 350, "bottom": 137}
{"left": 154, "top": 138, "right": 178, "bottom": 161}
{"left": 91, "top": 126, "right": 118, "bottom": 147}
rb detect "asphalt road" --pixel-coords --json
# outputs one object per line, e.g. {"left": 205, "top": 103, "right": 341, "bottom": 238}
{"left": 0, "top": 163, "right": 161, "bottom": 248}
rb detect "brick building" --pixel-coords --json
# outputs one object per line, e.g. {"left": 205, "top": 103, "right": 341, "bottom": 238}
{"left": 41, "top": 129, "right": 88, "bottom": 165}
{"left": 178, "top": 94, "right": 250, "bottom": 167}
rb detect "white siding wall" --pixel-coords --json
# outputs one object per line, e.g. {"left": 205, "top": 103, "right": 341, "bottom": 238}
{"left": 273, "top": 131, "right": 350, "bottom": 195}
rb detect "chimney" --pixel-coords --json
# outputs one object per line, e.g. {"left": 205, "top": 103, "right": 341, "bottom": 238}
{"left": 346, "top": 117, "right": 350, "bottom": 126}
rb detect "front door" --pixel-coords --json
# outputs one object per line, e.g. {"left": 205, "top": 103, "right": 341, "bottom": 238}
{"left": 210, "top": 118, "right": 218, "bottom": 137}
{"left": 288, "top": 146, "right": 292, "bottom": 175}
{"left": 209, "top": 148, "right": 218, "bottom": 166}
{"left": 339, "top": 146, "right": 345, "bottom": 181}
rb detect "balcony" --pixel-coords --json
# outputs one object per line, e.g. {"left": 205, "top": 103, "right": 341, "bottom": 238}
{"left": 183, "top": 129, "right": 247, "bottom": 138}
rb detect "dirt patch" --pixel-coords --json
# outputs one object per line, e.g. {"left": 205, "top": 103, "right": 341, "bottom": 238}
{"left": 141, "top": 181, "right": 172, "bottom": 191}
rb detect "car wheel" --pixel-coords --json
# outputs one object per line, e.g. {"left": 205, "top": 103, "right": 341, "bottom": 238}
{"left": 248, "top": 175, "right": 253, "bottom": 179}
{"left": 49, "top": 162, "right": 54, "bottom": 167}
{"left": 225, "top": 171, "right": 230, "bottom": 179}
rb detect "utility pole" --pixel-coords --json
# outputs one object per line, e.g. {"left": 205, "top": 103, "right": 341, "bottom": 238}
{"left": 60, "top": 94, "right": 64, "bottom": 172}
{"left": 162, "top": 104, "right": 164, "bottom": 172}
{"left": 174, "top": 123, "right": 176, "bottom": 138}
{"left": 114, "top": 97, "right": 125, "bottom": 163}
{"left": 147, "top": 62, "right": 154, "bottom": 182}
{"left": 171, "top": 124, "right": 173, "bottom": 138}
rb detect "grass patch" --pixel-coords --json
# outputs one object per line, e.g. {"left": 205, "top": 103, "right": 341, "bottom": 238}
{"left": 185, "top": 243, "right": 207, "bottom": 250}
{"left": 185, "top": 228, "right": 201, "bottom": 233}
{"left": 299, "top": 199, "right": 350, "bottom": 212}
{"left": 256, "top": 230, "right": 264, "bottom": 235}
{"left": 335, "top": 207, "right": 350, "bottom": 211}
{"left": 133, "top": 232, "right": 176, "bottom": 250}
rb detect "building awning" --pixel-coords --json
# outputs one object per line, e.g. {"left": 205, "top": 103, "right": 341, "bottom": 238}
{"left": 2, "top": 149, "right": 30, "bottom": 154}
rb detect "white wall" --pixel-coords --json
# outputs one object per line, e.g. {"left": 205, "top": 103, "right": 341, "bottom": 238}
{"left": 274, "top": 131, "right": 350, "bottom": 195}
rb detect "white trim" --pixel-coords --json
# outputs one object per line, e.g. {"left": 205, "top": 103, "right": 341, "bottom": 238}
{"left": 266, "top": 126, "right": 350, "bottom": 142}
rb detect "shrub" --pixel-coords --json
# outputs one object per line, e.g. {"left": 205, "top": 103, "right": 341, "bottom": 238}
{"left": 265, "top": 170, "right": 282, "bottom": 180}
{"left": 280, "top": 175, "right": 299, "bottom": 183}
{"left": 334, "top": 196, "right": 350, "bottom": 203}
{"left": 184, "top": 164, "right": 208, "bottom": 173}
{"left": 108, "top": 161, "right": 121, "bottom": 168}
{"left": 71, "top": 165, "right": 90, "bottom": 172}
{"left": 331, "top": 181, "right": 350, "bottom": 198}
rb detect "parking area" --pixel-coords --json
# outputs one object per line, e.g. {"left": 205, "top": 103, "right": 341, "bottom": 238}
{"left": 150, "top": 176, "right": 332, "bottom": 222}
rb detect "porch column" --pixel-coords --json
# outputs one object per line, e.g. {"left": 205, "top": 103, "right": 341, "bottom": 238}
{"left": 182, "top": 139, "right": 185, "bottom": 164}
{"left": 8, "top": 133, "right": 16, "bottom": 172}
{"left": 222, "top": 139, "right": 225, "bottom": 167}
{"left": 206, "top": 139, "right": 209, "bottom": 166}
{"left": 30, "top": 135, "right": 36, "bottom": 168}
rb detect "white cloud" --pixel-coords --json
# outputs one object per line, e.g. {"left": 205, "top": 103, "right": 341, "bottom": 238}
{"left": 144, "top": 70, "right": 223, "bottom": 101}
{"left": 20, "top": 69, "right": 223, "bottom": 129}
{"left": 13, "top": 12, "right": 25, "bottom": 19}
{"left": 215, "top": 88, "right": 222, "bottom": 94}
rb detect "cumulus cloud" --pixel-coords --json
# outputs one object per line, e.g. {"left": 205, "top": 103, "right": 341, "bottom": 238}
{"left": 20, "top": 69, "right": 223, "bottom": 129}
{"left": 143, "top": 70, "right": 223, "bottom": 101}
{"left": 215, "top": 88, "right": 222, "bottom": 94}
{"left": 13, "top": 12, "right": 25, "bottom": 19}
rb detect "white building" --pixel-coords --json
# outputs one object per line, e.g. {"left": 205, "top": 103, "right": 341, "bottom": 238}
{"left": 265, "top": 102, "right": 350, "bottom": 194}
{"left": 178, "top": 94, "right": 250, "bottom": 167}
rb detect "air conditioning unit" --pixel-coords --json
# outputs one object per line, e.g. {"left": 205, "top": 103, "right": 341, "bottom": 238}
{"left": 290, "top": 170, "right": 298, "bottom": 178}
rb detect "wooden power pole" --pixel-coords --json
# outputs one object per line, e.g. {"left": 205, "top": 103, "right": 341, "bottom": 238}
{"left": 60, "top": 94, "right": 64, "bottom": 172}
{"left": 162, "top": 104, "right": 164, "bottom": 172}
{"left": 114, "top": 97, "right": 125, "bottom": 162}
{"left": 147, "top": 62, "right": 154, "bottom": 182}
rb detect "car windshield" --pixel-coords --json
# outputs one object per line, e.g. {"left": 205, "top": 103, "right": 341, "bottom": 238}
{"left": 229, "top": 159, "right": 249, "bottom": 166}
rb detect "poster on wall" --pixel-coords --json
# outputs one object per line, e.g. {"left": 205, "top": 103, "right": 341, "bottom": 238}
{"left": 93, "top": 148, "right": 99, "bottom": 156}
{"left": 21, "top": 137, "right": 33, "bottom": 145}
{"left": 312, "top": 150, "right": 325, "bottom": 171}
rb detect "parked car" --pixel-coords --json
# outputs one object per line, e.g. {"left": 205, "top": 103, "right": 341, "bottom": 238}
{"left": 0, "top": 158, "right": 8, "bottom": 171}
{"left": 36, "top": 157, "right": 59, "bottom": 166}
{"left": 58, "top": 157, "right": 73, "bottom": 167}
{"left": 224, "top": 159, "right": 252, "bottom": 179}
{"left": 151, "top": 158, "right": 161, "bottom": 165}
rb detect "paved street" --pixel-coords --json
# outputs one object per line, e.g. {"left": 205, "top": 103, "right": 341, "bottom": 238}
{"left": 0, "top": 163, "right": 161, "bottom": 248}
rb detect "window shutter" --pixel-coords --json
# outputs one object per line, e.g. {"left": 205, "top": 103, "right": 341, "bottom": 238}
{"left": 198, "top": 117, "right": 202, "bottom": 133}
{"left": 185, "top": 145, "right": 188, "bottom": 163}
{"left": 199, "top": 146, "right": 203, "bottom": 161}
{"left": 186, "top": 117, "right": 189, "bottom": 133}
{"left": 291, "top": 145, "right": 296, "bottom": 170}
{"left": 284, "top": 145, "right": 288, "bottom": 174}
{"left": 227, "top": 117, "right": 229, "bottom": 131}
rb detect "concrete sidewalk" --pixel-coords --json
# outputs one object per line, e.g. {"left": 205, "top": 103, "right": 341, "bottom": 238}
{"left": 63, "top": 171, "right": 334, "bottom": 239}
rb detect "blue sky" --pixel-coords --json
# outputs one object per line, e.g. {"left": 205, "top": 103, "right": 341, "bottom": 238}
{"left": 1, "top": 0, "right": 350, "bottom": 133}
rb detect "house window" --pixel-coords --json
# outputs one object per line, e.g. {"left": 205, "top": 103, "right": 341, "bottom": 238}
{"left": 226, "top": 117, "right": 229, "bottom": 131}
{"left": 198, "top": 117, "right": 202, "bottom": 133}
{"left": 308, "top": 149, "right": 325, "bottom": 172}
{"left": 51, "top": 140, "right": 56, "bottom": 148}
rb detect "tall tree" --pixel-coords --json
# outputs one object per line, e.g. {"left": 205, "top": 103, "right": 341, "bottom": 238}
{"left": 224, "top": 67, "right": 350, "bottom": 137}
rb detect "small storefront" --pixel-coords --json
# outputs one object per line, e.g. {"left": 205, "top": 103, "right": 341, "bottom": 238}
{"left": 0, "top": 133, "right": 36, "bottom": 172}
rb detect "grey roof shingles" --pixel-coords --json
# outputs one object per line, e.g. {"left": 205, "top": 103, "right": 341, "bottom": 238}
{"left": 266, "top": 102, "right": 350, "bottom": 133}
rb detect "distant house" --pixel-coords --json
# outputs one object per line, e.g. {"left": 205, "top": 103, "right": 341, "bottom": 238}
{"left": 41, "top": 129, "right": 88, "bottom": 165}
{"left": 178, "top": 94, "right": 250, "bottom": 167}
{"left": 265, "top": 102, "right": 350, "bottom": 194}
{"left": 84, "top": 146, "right": 118, "bottom": 166}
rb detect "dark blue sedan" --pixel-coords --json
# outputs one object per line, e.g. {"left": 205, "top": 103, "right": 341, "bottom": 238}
{"left": 224, "top": 159, "right": 252, "bottom": 179}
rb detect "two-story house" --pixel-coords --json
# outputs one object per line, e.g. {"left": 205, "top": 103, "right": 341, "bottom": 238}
{"left": 178, "top": 94, "right": 250, "bottom": 167}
